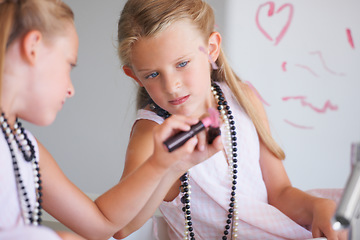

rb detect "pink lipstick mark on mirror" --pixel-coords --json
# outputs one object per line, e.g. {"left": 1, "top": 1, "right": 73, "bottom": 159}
{"left": 255, "top": 2, "right": 294, "bottom": 45}
{"left": 199, "top": 46, "right": 218, "bottom": 70}
{"left": 346, "top": 28, "right": 355, "bottom": 49}
{"left": 245, "top": 81, "right": 271, "bottom": 106}
{"left": 284, "top": 119, "right": 314, "bottom": 129}
{"left": 309, "top": 51, "right": 346, "bottom": 76}
{"left": 294, "top": 64, "right": 319, "bottom": 77}
{"left": 282, "top": 96, "right": 338, "bottom": 113}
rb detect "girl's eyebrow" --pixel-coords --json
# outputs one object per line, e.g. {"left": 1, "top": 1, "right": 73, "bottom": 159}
{"left": 137, "top": 68, "right": 153, "bottom": 73}
{"left": 136, "top": 54, "right": 191, "bottom": 73}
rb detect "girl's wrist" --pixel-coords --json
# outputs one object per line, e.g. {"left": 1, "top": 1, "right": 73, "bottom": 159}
{"left": 145, "top": 154, "right": 172, "bottom": 176}
{"left": 312, "top": 197, "right": 337, "bottom": 222}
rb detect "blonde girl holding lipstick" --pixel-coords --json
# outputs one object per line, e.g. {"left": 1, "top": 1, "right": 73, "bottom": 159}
{"left": 115, "top": 0, "right": 346, "bottom": 239}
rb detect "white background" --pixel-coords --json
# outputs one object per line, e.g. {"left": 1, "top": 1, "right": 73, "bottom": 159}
{"left": 223, "top": 0, "right": 360, "bottom": 190}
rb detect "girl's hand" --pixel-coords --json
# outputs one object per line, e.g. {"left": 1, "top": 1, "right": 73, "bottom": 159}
{"left": 149, "top": 115, "right": 222, "bottom": 173}
{"left": 57, "top": 231, "right": 86, "bottom": 240}
{"left": 311, "top": 198, "right": 349, "bottom": 240}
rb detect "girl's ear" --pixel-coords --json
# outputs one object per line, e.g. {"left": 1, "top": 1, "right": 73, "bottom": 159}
{"left": 208, "top": 31, "right": 222, "bottom": 63}
{"left": 123, "top": 65, "right": 143, "bottom": 87}
{"left": 22, "top": 30, "right": 42, "bottom": 65}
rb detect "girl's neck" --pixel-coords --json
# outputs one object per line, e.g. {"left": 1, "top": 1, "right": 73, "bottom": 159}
{"left": 197, "top": 90, "right": 219, "bottom": 118}
{"left": 0, "top": 107, "right": 17, "bottom": 128}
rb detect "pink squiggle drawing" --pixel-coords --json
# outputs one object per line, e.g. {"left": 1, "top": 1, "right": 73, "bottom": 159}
{"left": 255, "top": 2, "right": 294, "bottom": 45}
{"left": 294, "top": 64, "right": 319, "bottom": 77}
{"left": 282, "top": 96, "right": 338, "bottom": 113}
{"left": 199, "top": 46, "right": 218, "bottom": 70}
{"left": 282, "top": 61, "right": 287, "bottom": 71}
{"left": 284, "top": 119, "right": 313, "bottom": 129}
{"left": 346, "top": 28, "right": 355, "bottom": 49}
{"left": 245, "top": 81, "right": 271, "bottom": 106}
{"left": 309, "top": 51, "right": 346, "bottom": 76}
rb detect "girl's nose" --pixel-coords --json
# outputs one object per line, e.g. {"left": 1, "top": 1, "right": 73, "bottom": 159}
{"left": 67, "top": 82, "right": 75, "bottom": 98}
{"left": 163, "top": 74, "right": 181, "bottom": 93}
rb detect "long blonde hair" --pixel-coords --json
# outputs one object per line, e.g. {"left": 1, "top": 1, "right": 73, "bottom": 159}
{"left": 117, "top": 0, "right": 285, "bottom": 159}
{"left": 0, "top": 0, "right": 74, "bottom": 106}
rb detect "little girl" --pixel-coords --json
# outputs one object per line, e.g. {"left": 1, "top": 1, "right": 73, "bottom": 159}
{"left": 115, "top": 0, "right": 346, "bottom": 239}
{"left": 0, "top": 0, "right": 222, "bottom": 239}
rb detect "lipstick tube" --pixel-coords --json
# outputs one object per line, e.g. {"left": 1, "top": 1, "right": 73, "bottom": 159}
{"left": 164, "top": 121, "right": 205, "bottom": 152}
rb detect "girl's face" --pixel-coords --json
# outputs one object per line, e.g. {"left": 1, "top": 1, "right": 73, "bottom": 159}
{"left": 25, "top": 25, "right": 78, "bottom": 126}
{"left": 125, "top": 20, "right": 217, "bottom": 118}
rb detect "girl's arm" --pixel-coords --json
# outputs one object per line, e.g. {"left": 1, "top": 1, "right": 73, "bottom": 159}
{"left": 259, "top": 139, "right": 338, "bottom": 238}
{"left": 39, "top": 141, "right": 116, "bottom": 240}
{"left": 243, "top": 82, "right": 343, "bottom": 239}
{"left": 111, "top": 117, "right": 223, "bottom": 239}
{"left": 56, "top": 231, "right": 86, "bottom": 240}
{"left": 40, "top": 115, "right": 221, "bottom": 240}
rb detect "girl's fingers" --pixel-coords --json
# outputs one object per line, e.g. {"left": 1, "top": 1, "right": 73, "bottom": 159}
{"left": 312, "top": 228, "right": 322, "bottom": 238}
{"left": 313, "top": 226, "right": 338, "bottom": 240}
{"left": 196, "top": 131, "right": 207, "bottom": 152}
{"left": 154, "top": 115, "right": 198, "bottom": 141}
{"left": 152, "top": 115, "right": 223, "bottom": 169}
{"left": 179, "top": 137, "right": 199, "bottom": 153}
{"left": 210, "top": 135, "right": 223, "bottom": 151}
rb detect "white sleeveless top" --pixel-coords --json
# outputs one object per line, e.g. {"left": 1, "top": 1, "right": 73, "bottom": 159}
{"left": 0, "top": 128, "right": 60, "bottom": 239}
{"left": 136, "top": 82, "right": 312, "bottom": 239}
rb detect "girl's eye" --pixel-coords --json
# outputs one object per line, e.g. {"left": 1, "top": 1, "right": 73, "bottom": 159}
{"left": 177, "top": 61, "right": 188, "bottom": 68}
{"left": 145, "top": 72, "right": 159, "bottom": 79}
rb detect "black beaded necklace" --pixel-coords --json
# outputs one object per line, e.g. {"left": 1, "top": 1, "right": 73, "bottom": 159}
{"left": 150, "top": 82, "right": 238, "bottom": 240}
{"left": 0, "top": 112, "right": 43, "bottom": 225}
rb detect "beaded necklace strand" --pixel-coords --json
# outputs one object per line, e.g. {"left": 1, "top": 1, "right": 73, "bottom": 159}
{"left": 0, "top": 112, "right": 43, "bottom": 225}
{"left": 151, "top": 82, "right": 239, "bottom": 240}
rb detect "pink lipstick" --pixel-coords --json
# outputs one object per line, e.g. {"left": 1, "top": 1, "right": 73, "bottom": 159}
{"left": 164, "top": 108, "right": 220, "bottom": 152}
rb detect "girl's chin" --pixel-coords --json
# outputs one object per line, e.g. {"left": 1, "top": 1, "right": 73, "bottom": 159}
{"left": 29, "top": 113, "right": 57, "bottom": 127}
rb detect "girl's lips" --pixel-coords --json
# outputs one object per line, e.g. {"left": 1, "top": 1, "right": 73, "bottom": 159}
{"left": 169, "top": 95, "right": 190, "bottom": 105}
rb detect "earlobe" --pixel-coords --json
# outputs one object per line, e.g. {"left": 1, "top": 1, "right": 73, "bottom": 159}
{"left": 123, "top": 65, "right": 143, "bottom": 87}
{"left": 208, "top": 31, "right": 222, "bottom": 63}
{"left": 22, "top": 30, "right": 42, "bottom": 65}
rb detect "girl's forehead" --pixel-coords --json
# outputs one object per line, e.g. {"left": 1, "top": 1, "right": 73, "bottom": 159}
{"left": 145, "top": 20, "right": 203, "bottom": 41}
{"left": 128, "top": 21, "right": 208, "bottom": 69}
{"left": 136, "top": 21, "right": 205, "bottom": 50}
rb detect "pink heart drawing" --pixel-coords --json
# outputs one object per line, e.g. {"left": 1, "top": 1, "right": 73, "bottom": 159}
{"left": 255, "top": 2, "right": 294, "bottom": 45}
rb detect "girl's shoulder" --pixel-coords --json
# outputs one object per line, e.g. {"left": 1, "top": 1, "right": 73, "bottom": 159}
{"left": 136, "top": 109, "right": 164, "bottom": 125}
{"left": 130, "top": 109, "right": 163, "bottom": 146}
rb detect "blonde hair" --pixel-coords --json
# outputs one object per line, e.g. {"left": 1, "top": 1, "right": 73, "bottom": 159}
{"left": 0, "top": 0, "right": 74, "bottom": 106}
{"left": 117, "top": 0, "right": 285, "bottom": 159}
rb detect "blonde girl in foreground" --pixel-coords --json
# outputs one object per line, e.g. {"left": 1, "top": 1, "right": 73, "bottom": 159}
{"left": 0, "top": 0, "right": 221, "bottom": 239}
{"left": 115, "top": 0, "right": 347, "bottom": 239}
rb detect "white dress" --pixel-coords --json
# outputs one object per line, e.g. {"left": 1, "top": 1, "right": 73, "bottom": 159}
{"left": 0, "top": 128, "right": 61, "bottom": 239}
{"left": 135, "top": 82, "right": 313, "bottom": 240}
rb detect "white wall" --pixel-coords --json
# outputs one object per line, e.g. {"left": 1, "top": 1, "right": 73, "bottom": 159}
{"left": 223, "top": 0, "right": 360, "bottom": 190}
